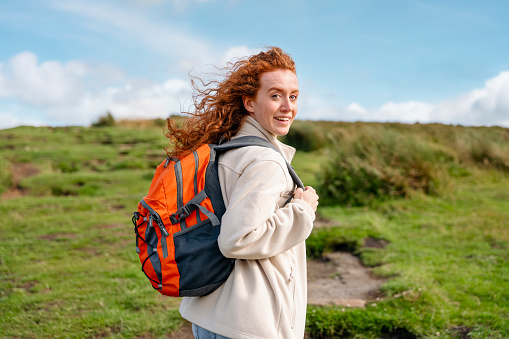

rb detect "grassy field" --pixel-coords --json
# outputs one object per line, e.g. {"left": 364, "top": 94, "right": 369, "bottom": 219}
{"left": 0, "top": 119, "right": 508, "bottom": 338}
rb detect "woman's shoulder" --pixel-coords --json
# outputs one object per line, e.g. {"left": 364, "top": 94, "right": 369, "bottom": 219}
{"left": 218, "top": 144, "right": 287, "bottom": 175}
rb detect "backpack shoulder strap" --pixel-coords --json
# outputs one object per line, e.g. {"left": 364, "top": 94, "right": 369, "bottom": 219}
{"left": 214, "top": 135, "right": 279, "bottom": 153}
{"left": 213, "top": 136, "right": 304, "bottom": 189}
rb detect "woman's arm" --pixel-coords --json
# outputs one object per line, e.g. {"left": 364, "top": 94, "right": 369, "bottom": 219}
{"left": 218, "top": 159, "right": 315, "bottom": 260}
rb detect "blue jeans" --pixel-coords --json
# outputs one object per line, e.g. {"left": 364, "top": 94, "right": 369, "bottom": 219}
{"left": 192, "top": 323, "right": 230, "bottom": 339}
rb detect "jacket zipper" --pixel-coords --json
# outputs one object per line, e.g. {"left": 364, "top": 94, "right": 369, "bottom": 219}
{"left": 290, "top": 266, "right": 296, "bottom": 329}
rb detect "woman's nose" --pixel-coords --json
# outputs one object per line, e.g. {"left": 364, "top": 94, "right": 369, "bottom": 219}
{"left": 280, "top": 97, "right": 292, "bottom": 112}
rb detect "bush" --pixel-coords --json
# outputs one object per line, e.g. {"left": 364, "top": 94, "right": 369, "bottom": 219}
{"left": 282, "top": 121, "right": 327, "bottom": 152}
{"left": 460, "top": 132, "right": 509, "bottom": 172}
{"left": 318, "top": 128, "right": 451, "bottom": 206}
{"left": 153, "top": 118, "right": 166, "bottom": 127}
{"left": 92, "top": 112, "right": 116, "bottom": 127}
{"left": 421, "top": 124, "right": 509, "bottom": 172}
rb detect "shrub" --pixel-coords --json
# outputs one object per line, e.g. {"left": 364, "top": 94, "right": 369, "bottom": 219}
{"left": 153, "top": 118, "right": 166, "bottom": 127}
{"left": 460, "top": 132, "right": 509, "bottom": 172}
{"left": 281, "top": 120, "right": 327, "bottom": 152}
{"left": 318, "top": 128, "right": 450, "bottom": 206}
{"left": 424, "top": 124, "right": 509, "bottom": 172}
{"left": 92, "top": 112, "right": 116, "bottom": 127}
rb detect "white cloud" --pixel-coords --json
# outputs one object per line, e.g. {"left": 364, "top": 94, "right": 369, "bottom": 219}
{"left": 0, "top": 52, "right": 89, "bottom": 106}
{"left": 221, "top": 46, "right": 262, "bottom": 65}
{"left": 0, "top": 51, "right": 193, "bottom": 128}
{"left": 431, "top": 71, "right": 509, "bottom": 126}
{"left": 300, "top": 71, "right": 509, "bottom": 127}
{"left": 376, "top": 101, "right": 435, "bottom": 123}
{"left": 0, "top": 64, "right": 6, "bottom": 96}
{"left": 2, "top": 50, "right": 509, "bottom": 130}
{"left": 346, "top": 102, "right": 367, "bottom": 114}
{"left": 45, "top": 76, "right": 193, "bottom": 126}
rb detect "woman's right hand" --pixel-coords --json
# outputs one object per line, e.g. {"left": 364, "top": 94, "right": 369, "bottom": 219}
{"left": 294, "top": 186, "right": 319, "bottom": 211}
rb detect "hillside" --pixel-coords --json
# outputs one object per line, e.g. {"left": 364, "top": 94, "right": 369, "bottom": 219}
{"left": 1, "top": 119, "right": 508, "bottom": 338}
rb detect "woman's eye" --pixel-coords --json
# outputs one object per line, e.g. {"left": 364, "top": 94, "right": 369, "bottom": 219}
{"left": 272, "top": 94, "right": 281, "bottom": 99}
{"left": 290, "top": 95, "right": 298, "bottom": 101}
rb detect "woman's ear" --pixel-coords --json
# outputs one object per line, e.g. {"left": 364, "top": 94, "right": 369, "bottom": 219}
{"left": 243, "top": 96, "right": 254, "bottom": 113}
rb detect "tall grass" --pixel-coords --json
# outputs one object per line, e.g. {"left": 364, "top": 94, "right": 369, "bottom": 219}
{"left": 280, "top": 120, "right": 328, "bottom": 152}
{"left": 318, "top": 127, "right": 452, "bottom": 206}
{"left": 283, "top": 122, "right": 509, "bottom": 206}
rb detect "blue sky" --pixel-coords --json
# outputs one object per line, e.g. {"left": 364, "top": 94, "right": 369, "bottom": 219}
{"left": 1, "top": 0, "right": 509, "bottom": 129}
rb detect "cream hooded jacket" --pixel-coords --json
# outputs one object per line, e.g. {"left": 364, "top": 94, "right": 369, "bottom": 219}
{"left": 179, "top": 116, "right": 315, "bottom": 339}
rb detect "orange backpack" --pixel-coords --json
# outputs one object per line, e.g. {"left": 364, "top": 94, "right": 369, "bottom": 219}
{"left": 132, "top": 136, "right": 304, "bottom": 297}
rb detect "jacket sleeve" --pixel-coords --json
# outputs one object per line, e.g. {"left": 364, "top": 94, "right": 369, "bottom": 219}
{"left": 217, "top": 158, "right": 315, "bottom": 260}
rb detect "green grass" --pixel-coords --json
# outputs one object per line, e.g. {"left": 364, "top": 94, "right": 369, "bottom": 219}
{"left": 0, "top": 195, "right": 184, "bottom": 338}
{"left": 1, "top": 120, "right": 508, "bottom": 338}
{"left": 0, "top": 123, "right": 181, "bottom": 338}
{"left": 306, "top": 170, "right": 509, "bottom": 338}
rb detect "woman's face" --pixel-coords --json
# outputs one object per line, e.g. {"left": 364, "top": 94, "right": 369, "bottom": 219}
{"left": 243, "top": 69, "right": 299, "bottom": 136}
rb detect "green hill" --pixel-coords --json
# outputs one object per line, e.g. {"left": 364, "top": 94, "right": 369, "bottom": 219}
{"left": 1, "top": 119, "right": 508, "bottom": 338}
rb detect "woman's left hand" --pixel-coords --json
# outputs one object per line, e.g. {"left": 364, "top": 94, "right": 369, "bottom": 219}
{"left": 294, "top": 186, "right": 319, "bottom": 211}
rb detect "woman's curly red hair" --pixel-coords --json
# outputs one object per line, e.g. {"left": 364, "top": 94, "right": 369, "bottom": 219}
{"left": 165, "top": 46, "right": 296, "bottom": 158}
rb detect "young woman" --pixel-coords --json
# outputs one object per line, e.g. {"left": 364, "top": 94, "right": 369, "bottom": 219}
{"left": 166, "top": 47, "right": 319, "bottom": 339}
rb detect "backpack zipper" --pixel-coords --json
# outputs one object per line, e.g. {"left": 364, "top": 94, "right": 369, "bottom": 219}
{"left": 140, "top": 199, "right": 169, "bottom": 258}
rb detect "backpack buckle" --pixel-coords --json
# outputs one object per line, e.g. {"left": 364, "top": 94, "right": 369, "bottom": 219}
{"left": 170, "top": 205, "right": 192, "bottom": 225}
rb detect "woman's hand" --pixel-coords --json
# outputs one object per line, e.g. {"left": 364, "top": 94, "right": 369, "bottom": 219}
{"left": 294, "top": 186, "right": 319, "bottom": 211}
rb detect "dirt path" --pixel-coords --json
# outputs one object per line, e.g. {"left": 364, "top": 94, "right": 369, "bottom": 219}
{"left": 169, "top": 249, "right": 384, "bottom": 338}
{"left": 307, "top": 251, "right": 385, "bottom": 308}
